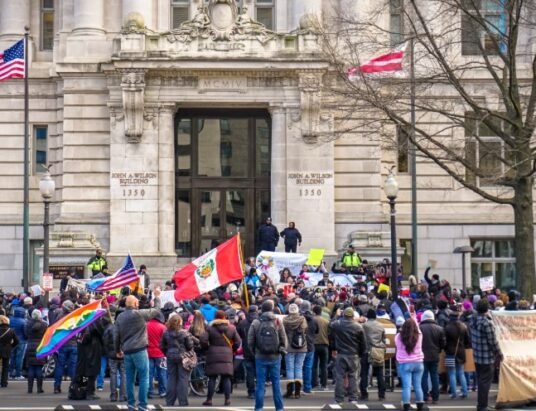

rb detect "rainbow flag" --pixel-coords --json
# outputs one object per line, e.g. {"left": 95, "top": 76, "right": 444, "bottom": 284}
{"left": 37, "top": 300, "right": 106, "bottom": 358}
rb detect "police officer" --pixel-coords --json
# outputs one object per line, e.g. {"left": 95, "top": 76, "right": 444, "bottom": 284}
{"left": 87, "top": 249, "right": 108, "bottom": 276}
{"left": 341, "top": 245, "right": 361, "bottom": 271}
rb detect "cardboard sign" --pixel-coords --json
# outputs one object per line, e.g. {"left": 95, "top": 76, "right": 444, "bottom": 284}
{"left": 42, "top": 273, "right": 53, "bottom": 292}
{"left": 306, "top": 249, "right": 325, "bottom": 266}
{"left": 378, "top": 283, "right": 390, "bottom": 294}
{"left": 479, "top": 276, "right": 494, "bottom": 291}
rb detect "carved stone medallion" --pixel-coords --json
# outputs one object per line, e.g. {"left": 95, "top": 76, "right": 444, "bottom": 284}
{"left": 209, "top": 0, "right": 238, "bottom": 41}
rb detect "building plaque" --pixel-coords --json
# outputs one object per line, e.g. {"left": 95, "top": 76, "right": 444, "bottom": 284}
{"left": 287, "top": 172, "right": 333, "bottom": 199}
{"left": 49, "top": 265, "right": 85, "bottom": 280}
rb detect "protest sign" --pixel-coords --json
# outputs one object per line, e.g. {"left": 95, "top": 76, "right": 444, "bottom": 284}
{"left": 303, "top": 272, "right": 356, "bottom": 288}
{"left": 42, "top": 273, "right": 53, "bottom": 292}
{"left": 159, "top": 290, "right": 180, "bottom": 307}
{"left": 256, "top": 251, "right": 307, "bottom": 284}
{"left": 378, "top": 283, "right": 390, "bottom": 294}
{"left": 306, "top": 249, "right": 325, "bottom": 266}
{"left": 31, "top": 284, "right": 42, "bottom": 297}
{"left": 479, "top": 276, "right": 494, "bottom": 291}
{"left": 491, "top": 310, "right": 536, "bottom": 408}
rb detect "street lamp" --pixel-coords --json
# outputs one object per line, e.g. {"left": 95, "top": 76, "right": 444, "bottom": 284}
{"left": 39, "top": 167, "right": 55, "bottom": 303}
{"left": 384, "top": 170, "right": 399, "bottom": 299}
{"left": 453, "top": 245, "right": 474, "bottom": 291}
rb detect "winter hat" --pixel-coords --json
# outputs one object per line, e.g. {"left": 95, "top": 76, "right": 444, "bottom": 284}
{"left": 487, "top": 294, "right": 497, "bottom": 304}
{"left": 358, "top": 294, "right": 368, "bottom": 303}
{"left": 31, "top": 309, "right": 42, "bottom": 320}
{"left": 421, "top": 310, "right": 435, "bottom": 322}
{"left": 289, "top": 303, "right": 299, "bottom": 314}
{"left": 248, "top": 305, "right": 258, "bottom": 313}
{"left": 300, "top": 300, "right": 311, "bottom": 313}
{"left": 62, "top": 300, "right": 74, "bottom": 312}
{"left": 473, "top": 294, "right": 481, "bottom": 305}
{"left": 225, "top": 308, "right": 237, "bottom": 320}
{"left": 24, "top": 297, "right": 33, "bottom": 305}
{"left": 50, "top": 296, "right": 61, "bottom": 306}
{"left": 463, "top": 300, "right": 473, "bottom": 311}
{"left": 343, "top": 307, "right": 355, "bottom": 317}
{"left": 366, "top": 308, "right": 376, "bottom": 319}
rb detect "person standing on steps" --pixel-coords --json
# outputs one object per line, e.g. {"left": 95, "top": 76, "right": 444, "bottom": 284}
{"left": 258, "top": 217, "right": 279, "bottom": 252}
{"left": 280, "top": 222, "right": 302, "bottom": 253}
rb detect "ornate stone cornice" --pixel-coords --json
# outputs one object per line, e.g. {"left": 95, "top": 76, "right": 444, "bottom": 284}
{"left": 120, "top": 69, "right": 146, "bottom": 143}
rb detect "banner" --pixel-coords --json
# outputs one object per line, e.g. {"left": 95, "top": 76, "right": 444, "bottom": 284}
{"left": 303, "top": 272, "right": 356, "bottom": 288}
{"left": 491, "top": 310, "right": 536, "bottom": 408}
{"left": 479, "top": 276, "right": 494, "bottom": 292}
{"left": 256, "top": 251, "right": 307, "bottom": 285}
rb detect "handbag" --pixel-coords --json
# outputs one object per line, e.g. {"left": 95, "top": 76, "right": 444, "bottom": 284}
{"left": 444, "top": 336, "right": 460, "bottom": 368}
{"left": 180, "top": 350, "right": 197, "bottom": 372}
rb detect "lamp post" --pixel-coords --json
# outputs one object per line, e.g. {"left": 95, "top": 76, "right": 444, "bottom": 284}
{"left": 39, "top": 167, "right": 55, "bottom": 303}
{"left": 453, "top": 245, "right": 475, "bottom": 291}
{"left": 384, "top": 170, "right": 399, "bottom": 300}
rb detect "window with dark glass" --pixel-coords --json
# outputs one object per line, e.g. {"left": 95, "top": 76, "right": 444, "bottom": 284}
{"left": 172, "top": 0, "right": 190, "bottom": 28}
{"left": 33, "top": 125, "right": 48, "bottom": 174}
{"left": 390, "top": 0, "right": 404, "bottom": 46}
{"left": 461, "top": 0, "right": 506, "bottom": 56}
{"left": 471, "top": 238, "right": 516, "bottom": 290}
{"left": 41, "top": 0, "right": 54, "bottom": 51}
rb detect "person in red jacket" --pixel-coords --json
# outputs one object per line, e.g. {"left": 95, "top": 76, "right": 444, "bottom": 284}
{"left": 147, "top": 312, "right": 167, "bottom": 399}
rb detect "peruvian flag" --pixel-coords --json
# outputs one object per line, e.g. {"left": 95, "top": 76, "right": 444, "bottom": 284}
{"left": 347, "top": 42, "right": 407, "bottom": 77}
{"left": 173, "top": 235, "right": 244, "bottom": 301}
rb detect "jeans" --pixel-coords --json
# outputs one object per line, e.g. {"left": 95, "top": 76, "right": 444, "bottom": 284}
{"left": 303, "top": 352, "right": 314, "bottom": 392}
{"left": 465, "top": 371, "right": 476, "bottom": 389}
{"left": 255, "top": 357, "right": 284, "bottom": 411}
{"left": 285, "top": 352, "right": 306, "bottom": 381}
{"left": 334, "top": 354, "right": 359, "bottom": 402}
{"left": 96, "top": 356, "right": 107, "bottom": 389}
{"left": 54, "top": 345, "right": 77, "bottom": 388}
{"left": 9, "top": 342, "right": 26, "bottom": 378}
{"left": 313, "top": 344, "right": 328, "bottom": 388}
{"left": 148, "top": 357, "right": 167, "bottom": 396}
{"left": 422, "top": 360, "right": 440, "bottom": 401}
{"left": 125, "top": 349, "right": 150, "bottom": 409}
{"left": 28, "top": 365, "right": 43, "bottom": 380}
{"left": 207, "top": 375, "right": 231, "bottom": 400}
{"left": 360, "top": 356, "right": 386, "bottom": 398}
{"left": 447, "top": 361, "right": 467, "bottom": 397}
{"left": 398, "top": 361, "right": 424, "bottom": 404}
{"left": 475, "top": 363, "right": 494, "bottom": 411}
{"left": 109, "top": 359, "right": 126, "bottom": 399}
{"left": 244, "top": 358, "right": 256, "bottom": 396}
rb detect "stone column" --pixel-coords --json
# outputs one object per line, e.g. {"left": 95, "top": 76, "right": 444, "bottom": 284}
{"left": 0, "top": 0, "right": 30, "bottom": 42}
{"left": 269, "top": 105, "right": 287, "bottom": 248}
{"left": 123, "top": 0, "right": 154, "bottom": 30}
{"left": 72, "top": 0, "right": 105, "bottom": 35}
{"left": 158, "top": 104, "right": 176, "bottom": 255}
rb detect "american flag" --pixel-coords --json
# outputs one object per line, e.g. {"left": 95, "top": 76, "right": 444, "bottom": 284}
{"left": 87, "top": 254, "right": 139, "bottom": 292}
{"left": 0, "top": 39, "right": 25, "bottom": 82}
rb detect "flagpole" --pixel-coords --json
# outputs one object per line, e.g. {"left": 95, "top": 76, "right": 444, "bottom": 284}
{"left": 409, "top": 36, "right": 418, "bottom": 279}
{"left": 22, "top": 26, "right": 30, "bottom": 291}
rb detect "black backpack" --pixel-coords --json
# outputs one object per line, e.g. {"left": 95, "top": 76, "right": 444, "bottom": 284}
{"left": 68, "top": 378, "right": 87, "bottom": 400}
{"left": 291, "top": 328, "right": 306, "bottom": 349}
{"left": 256, "top": 318, "right": 280, "bottom": 355}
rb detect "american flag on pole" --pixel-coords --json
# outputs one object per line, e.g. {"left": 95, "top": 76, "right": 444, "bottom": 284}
{"left": 347, "top": 42, "right": 407, "bottom": 79}
{"left": 0, "top": 39, "right": 25, "bottom": 82}
{"left": 87, "top": 254, "right": 139, "bottom": 292}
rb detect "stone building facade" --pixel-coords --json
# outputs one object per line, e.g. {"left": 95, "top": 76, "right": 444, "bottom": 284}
{"left": 0, "top": 0, "right": 526, "bottom": 291}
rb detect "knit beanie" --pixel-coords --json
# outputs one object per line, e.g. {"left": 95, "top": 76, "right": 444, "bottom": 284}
{"left": 462, "top": 300, "right": 473, "bottom": 311}
{"left": 289, "top": 303, "right": 299, "bottom": 314}
{"left": 31, "top": 309, "right": 42, "bottom": 320}
{"left": 421, "top": 310, "right": 435, "bottom": 322}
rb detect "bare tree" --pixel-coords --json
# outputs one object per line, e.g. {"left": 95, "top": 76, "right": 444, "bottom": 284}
{"left": 319, "top": 0, "right": 536, "bottom": 296}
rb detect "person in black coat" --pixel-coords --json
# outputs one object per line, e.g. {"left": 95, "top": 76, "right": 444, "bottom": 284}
{"left": 258, "top": 217, "right": 279, "bottom": 252}
{"left": 200, "top": 310, "right": 241, "bottom": 406}
{"left": 236, "top": 305, "right": 258, "bottom": 399}
{"left": 419, "top": 310, "right": 446, "bottom": 403}
{"left": 74, "top": 317, "right": 106, "bottom": 400}
{"left": 0, "top": 315, "right": 18, "bottom": 388}
{"left": 280, "top": 222, "right": 302, "bottom": 253}
{"left": 444, "top": 307, "right": 471, "bottom": 399}
{"left": 24, "top": 310, "right": 48, "bottom": 394}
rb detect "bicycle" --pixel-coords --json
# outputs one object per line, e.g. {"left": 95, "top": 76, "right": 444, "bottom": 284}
{"left": 189, "top": 360, "right": 220, "bottom": 397}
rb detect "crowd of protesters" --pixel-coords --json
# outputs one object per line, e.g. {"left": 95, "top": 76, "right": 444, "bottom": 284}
{"left": 0, "top": 250, "right": 535, "bottom": 411}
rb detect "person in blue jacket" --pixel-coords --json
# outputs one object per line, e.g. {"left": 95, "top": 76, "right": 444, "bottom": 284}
{"left": 200, "top": 297, "right": 218, "bottom": 323}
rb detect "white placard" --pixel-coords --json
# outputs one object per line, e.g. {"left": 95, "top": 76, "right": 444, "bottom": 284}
{"left": 159, "top": 290, "right": 179, "bottom": 307}
{"left": 479, "top": 276, "right": 494, "bottom": 292}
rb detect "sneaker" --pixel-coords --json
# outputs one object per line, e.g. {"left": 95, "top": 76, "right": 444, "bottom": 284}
{"left": 159, "top": 393, "right": 166, "bottom": 398}
{"left": 14, "top": 376, "right": 25, "bottom": 381}
{"left": 97, "top": 387, "right": 104, "bottom": 392}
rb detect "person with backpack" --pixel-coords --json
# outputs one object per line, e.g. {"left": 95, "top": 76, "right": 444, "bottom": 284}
{"left": 330, "top": 307, "right": 367, "bottom": 404}
{"left": 236, "top": 305, "right": 259, "bottom": 399}
{"left": 160, "top": 314, "right": 195, "bottom": 406}
{"left": 283, "top": 303, "right": 308, "bottom": 399}
{"left": 360, "top": 309, "right": 386, "bottom": 400}
{"left": 248, "top": 299, "right": 287, "bottom": 411}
